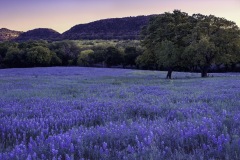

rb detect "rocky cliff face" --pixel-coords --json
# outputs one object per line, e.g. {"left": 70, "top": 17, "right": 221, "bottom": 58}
{"left": 0, "top": 28, "right": 22, "bottom": 41}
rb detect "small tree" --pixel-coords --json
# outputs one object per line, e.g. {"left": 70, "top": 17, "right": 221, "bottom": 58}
{"left": 0, "top": 42, "right": 10, "bottom": 68}
{"left": 49, "top": 41, "right": 80, "bottom": 66}
{"left": 104, "top": 47, "right": 123, "bottom": 67}
{"left": 123, "top": 46, "right": 141, "bottom": 68}
{"left": 4, "top": 46, "right": 24, "bottom": 68}
{"left": 77, "top": 49, "right": 94, "bottom": 66}
{"left": 26, "top": 46, "right": 52, "bottom": 67}
{"left": 50, "top": 52, "right": 62, "bottom": 66}
{"left": 92, "top": 47, "right": 106, "bottom": 67}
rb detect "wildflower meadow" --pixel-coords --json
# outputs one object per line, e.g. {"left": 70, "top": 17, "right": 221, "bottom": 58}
{"left": 0, "top": 67, "right": 240, "bottom": 160}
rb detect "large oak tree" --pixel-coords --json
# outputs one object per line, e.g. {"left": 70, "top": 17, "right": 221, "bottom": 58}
{"left": 141, "top": 10, "right": 240, "bottom": 78}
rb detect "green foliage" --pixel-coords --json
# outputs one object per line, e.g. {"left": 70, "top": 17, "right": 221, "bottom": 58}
{"left": 50, "top": 52, "right": 62, "bottom": 66}
{"left": 188, "top": 14, "right": 240, "bottom": 75}
{"left": 123, "top": 46, "right": 142, "bottom": 67}
{"left": 155, "top": 40, "right": 180, "bottom": 68}
{"left": 4, "top": 46, "right": 24, "bottom": 68}
{"left": 0, "top": 40, "right": 141, "bottom": 69}
{"left": 91, "top": 47, "right": 106, "bottom": 65}
{"left": 184, "top": 36, "right": 216, "bottom": 67}
{"left": 26, "top": 46, "right": 52, "bottom": 67}
{"left": 18, "top": 40, "right": 49, "bottom": 49}
{"left": 77, "top": 49, "right": 94, "bottom": 66}
{"left": 0, "top": 42, "right": 17, "bottom": 68}
{"left": 140, "top": 10, "right": 192, "bottom": 71}
{"left": 49, "top": 41, "right": 80, "bottom": 66}
{"left": 104, "top": 46, "right": 123, "bottom": 67}
{"left": 0, "top": 40, "right": 63, "bottom": 68}
{"left": 140, "top": 10, "right": 240, "bottom": 76}
{"left": 0, "top": 31, "right": 239, "bottom": 72}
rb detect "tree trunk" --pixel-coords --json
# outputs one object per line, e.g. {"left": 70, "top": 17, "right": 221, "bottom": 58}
{"left": 201, "top": 66, "right": 208, "bottom": 77}
{"left": 166, "top": 68, "right": 172, "bottom": 79}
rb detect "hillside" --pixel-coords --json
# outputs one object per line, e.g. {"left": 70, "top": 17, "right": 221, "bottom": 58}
{"left": 15, "top": 28, "right": 61, "bottom": 41}
{"left": 1, "top": 15, "right": 154, "bottom": 41}
{"left": 0, "top": 28, "right": 22, "bottom": 41}
{"left": 62, "top": 15, "right": 153, "bottom": 40}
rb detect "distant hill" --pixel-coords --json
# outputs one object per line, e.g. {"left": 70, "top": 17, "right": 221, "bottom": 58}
{"left": 0, "top": 28, "right": 22, "bottom": 41}
{"left": 15, "top": 28, "right": 61, "bottom": 41}
{"left": 62, "top": 15, "right": 153, "bottom": 40}
{"left": 1, "top": 15, "right": 154, "bottom": 41}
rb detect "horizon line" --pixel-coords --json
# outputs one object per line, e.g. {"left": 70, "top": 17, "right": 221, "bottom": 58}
{"left": 1, "top": 12, "right": 239, "bottom": 34}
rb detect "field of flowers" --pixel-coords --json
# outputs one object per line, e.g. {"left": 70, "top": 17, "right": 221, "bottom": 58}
{"left": 0, "top": 67, "right": 240, "bottom": 160}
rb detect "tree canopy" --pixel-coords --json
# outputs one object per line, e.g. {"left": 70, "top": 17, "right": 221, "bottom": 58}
{"left": 140, "top": 10, "right": 240, "bottom": 78}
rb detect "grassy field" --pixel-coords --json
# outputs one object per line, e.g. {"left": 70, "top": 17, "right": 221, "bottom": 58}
{"left": 0, "top": 67, "right": 240, "bottom": 160}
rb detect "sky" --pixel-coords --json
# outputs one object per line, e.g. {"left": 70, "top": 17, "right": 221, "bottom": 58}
{"left": 1, "top": 0, "right": 240, "bottom": 33}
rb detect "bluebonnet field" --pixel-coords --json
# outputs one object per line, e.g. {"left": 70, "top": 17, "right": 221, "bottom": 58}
{"left": 0, "top": 67, "right": 240, "bottom": 160}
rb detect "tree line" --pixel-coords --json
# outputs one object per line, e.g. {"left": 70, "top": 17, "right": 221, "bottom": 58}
{"left": 0, "top": 40, "right": 142, "bottom": 69}
{"left": 0, "top": 10, "right": 240, "bottom": 78}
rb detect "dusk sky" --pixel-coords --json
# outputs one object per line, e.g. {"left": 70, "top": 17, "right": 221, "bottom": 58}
{"left": 1, "top": 0, "right": 240, "bottom": 33}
